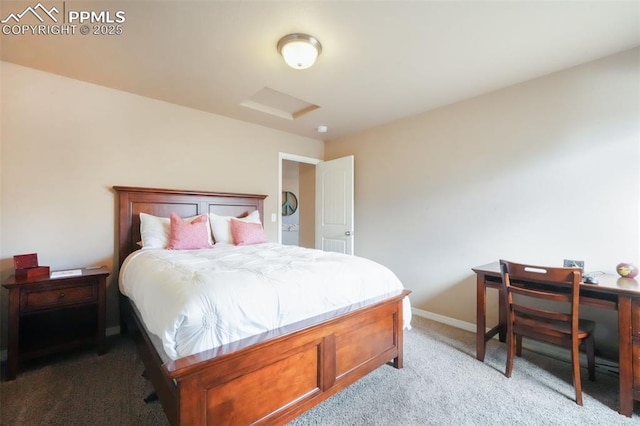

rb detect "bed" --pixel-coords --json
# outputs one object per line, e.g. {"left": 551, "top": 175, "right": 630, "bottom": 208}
{"left": 114, "top": 185, "right": 411, "bottom": 425}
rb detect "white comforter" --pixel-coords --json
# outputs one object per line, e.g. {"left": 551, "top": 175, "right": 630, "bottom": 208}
{"left": 119, "top": 243, "right": 411, "bottom": 360}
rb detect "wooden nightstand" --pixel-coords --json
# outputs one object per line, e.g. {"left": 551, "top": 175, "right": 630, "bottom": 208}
{"left": 2, "top": 267, "right": 109, "bottom": 380}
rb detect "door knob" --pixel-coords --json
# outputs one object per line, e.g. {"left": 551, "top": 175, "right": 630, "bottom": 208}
{"left": 345, "top": 231, "right": 352, "bottom": 236}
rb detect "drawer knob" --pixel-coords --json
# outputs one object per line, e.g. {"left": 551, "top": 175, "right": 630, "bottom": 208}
{"left": 59, "top": 293, "right": 65, "bottom": 298}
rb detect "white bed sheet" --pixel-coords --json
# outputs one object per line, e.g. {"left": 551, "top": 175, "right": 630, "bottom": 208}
{"left": 119, "top": 243, "right": 411, "bottom": 360}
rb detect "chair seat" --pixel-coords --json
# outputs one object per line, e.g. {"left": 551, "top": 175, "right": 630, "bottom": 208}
{"left": 516, "top": 314, "right": 595, "bottom": 338}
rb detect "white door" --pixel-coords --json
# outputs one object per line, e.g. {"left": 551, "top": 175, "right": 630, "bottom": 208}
{"left": 315, "top": 155, "right": 354, "bottom": 254}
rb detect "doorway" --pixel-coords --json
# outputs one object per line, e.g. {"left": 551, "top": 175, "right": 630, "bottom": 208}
{"left": 278, "top": 153, "right": 320, "bottom": 248}
{"left": 279, "top": 153, "right": 355, "bottom": 253}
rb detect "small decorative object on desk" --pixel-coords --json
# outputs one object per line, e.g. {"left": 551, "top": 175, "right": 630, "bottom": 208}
{"left": 13, "top": 253, "right": 49, "bottom": 279}
{"left": 616, "top": 262, "right": 638, "bottom": 278}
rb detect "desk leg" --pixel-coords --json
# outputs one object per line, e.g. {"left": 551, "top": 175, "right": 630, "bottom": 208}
{"left": 618, "top": 296, "right": 633, "bottom": 417}
{"left": 498, "top": 288, "right": 507, "bottom": 343}
{"left": 476, "top": 273, "right": 486, "bottom": 361}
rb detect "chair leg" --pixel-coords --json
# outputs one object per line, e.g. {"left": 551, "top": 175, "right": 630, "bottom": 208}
{"left": 585, "top": 335, "right": 596, "bottom": 381}
{"left": 505, "top": 331, "right": 515, "bottom": 378}
{"left": 515, "top": 335, "right": 523, "bottom": 357}
{"left": 571, "top": 344, "right": 583, "bottom": 406}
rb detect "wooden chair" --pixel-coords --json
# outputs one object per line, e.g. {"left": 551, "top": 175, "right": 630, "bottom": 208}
{"left": 499, "top": 259, "right": 596, "bottom": 406}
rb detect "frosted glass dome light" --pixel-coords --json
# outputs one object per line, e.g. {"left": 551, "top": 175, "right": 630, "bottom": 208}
{"left": 277, "top": 33, "right": 322, "bottom": 70}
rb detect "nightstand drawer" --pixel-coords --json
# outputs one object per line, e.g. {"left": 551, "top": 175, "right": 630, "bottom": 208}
{"left": 20, "top": 283, "right": 97, "bottom": 312}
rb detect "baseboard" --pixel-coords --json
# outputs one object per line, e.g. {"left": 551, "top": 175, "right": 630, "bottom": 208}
{"left": 0, "top": 326, "right": 122, "bottom": 362}
{"left": 410, "top": 307, "right": 619, "bottom": 373}
{"left": 411, "top": 307, "right": 477, "bottom": 333}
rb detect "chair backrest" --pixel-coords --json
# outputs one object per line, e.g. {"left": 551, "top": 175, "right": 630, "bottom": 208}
{"left": 499, "top": 260, "right": 583, "bottom": 338}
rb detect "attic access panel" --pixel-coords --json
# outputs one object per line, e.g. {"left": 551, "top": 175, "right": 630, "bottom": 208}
{"left": 241, "top": 87, "right": 319, "bottom": 120}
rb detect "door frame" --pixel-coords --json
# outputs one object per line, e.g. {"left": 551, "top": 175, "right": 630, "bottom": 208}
{"left": 278, "top": 153, "right": 321, "bottom": 244}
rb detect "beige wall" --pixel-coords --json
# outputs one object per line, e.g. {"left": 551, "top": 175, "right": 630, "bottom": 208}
{"left": 325, "top": 48, "right": 640, "bottom": 358}
{"left": 0, "top": 62, "right": 324, "bottom": 345}
{"left": 298, "top": 163, "right": 316, "bottom": 249}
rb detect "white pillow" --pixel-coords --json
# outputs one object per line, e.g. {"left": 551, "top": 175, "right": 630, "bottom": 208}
{"left": 209, "top": 210, "right": 261, "bottom": 244}
{"left": 139, "top": 212, "right": 213, "bottom": 249}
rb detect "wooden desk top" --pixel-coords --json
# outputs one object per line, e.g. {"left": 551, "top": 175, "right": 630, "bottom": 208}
{"left": 473, "top": 261, "right": 640, "bottom": 297}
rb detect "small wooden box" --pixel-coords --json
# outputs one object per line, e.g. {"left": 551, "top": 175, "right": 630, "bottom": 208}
{"left": 14, "top": 253, "right": 39, "bottom": 270}
{"left": 15, "top": 266, "right": 50, "bottom": 279}
{"left": 14, "top": 253, "right": 50, "bottom": 280}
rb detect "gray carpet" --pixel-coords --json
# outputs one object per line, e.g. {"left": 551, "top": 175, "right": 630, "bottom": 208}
{"left": 1, "top": 316, "right": 638, "bottom": 425}
{"left": 0, "top": 336, "right": 167, "bottom": 426}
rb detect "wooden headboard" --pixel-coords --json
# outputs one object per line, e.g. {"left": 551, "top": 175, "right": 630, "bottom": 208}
{"left": 113, "top": 186, "right": 266, "bottom": 266}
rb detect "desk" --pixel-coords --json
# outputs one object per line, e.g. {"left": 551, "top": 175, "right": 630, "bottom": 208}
{"left": 473, "top": 261, "right": 640, "bottom": 417}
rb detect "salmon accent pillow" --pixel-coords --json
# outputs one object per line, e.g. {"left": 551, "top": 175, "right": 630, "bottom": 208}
{"left": 140, "top": 212, "right": 214, "bottom": 249}
{"left": 230, "top": 219, "right": 267, "bottom": 246}
{"left": 209, "top": 210, "right": 261, "bottom": 244}
{"left": 167, "top": 213, "right": 213, "bottom": 250}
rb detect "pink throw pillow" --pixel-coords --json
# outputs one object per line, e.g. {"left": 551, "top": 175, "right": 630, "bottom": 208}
{"left": 167, "top": 213, "right": 213, "bottom": 250}
{"left": 230, "top": 219, "right": 267, "bottom": 246}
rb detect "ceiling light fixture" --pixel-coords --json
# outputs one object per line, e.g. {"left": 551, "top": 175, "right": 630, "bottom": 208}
{"left": 277, "top": 33, "right": 322, "bottom": 70}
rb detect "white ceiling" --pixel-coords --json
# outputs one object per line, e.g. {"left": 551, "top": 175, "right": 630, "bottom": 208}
{"left": 2, "top": 1, "right": 639, "bottom": 141}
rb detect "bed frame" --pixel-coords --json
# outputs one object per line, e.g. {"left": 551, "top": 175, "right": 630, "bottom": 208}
{"left": 114, "top": 185, "right": 410, "bottom": 425}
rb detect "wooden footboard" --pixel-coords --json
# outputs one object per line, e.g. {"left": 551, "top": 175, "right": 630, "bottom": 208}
{"left": 124, "top": 290, "right": 409, "bottom": 425}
